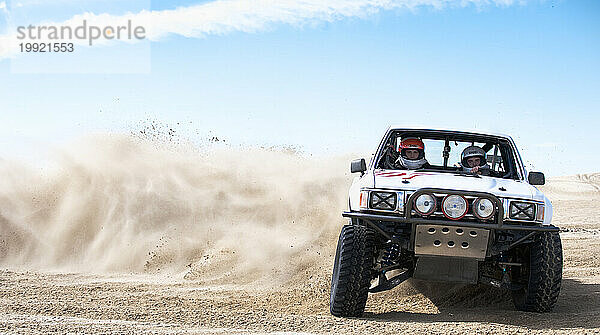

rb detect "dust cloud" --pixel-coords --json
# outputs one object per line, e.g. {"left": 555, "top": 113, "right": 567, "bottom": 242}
{"left": 0, "top": 134, "right": 351, "bottom": 285}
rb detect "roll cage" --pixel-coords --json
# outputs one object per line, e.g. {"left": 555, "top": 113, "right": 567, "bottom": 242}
{"left": 372, "top": 129, "right": 524, "bottom": 180}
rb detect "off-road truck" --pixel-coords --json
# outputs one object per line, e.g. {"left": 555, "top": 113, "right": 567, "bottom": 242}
{"left": 330, "top": 127, "right": 562, "bottom": 317}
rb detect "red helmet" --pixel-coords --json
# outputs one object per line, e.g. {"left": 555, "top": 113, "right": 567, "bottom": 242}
{"left": 397, "top": 137, "right": 427, "bottom": 169}
{"left": 399, "top": 137, "right": 425, "bottom": 151}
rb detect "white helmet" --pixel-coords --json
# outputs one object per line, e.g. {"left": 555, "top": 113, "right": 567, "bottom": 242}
{"left": 461, "top": 146, "right": 489, "bottom": 171}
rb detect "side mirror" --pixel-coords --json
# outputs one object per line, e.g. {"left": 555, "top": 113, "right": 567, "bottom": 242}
{"left": 351, "top": 158, "right": 367, "bottom": 174}
{"left": 528, "top": 172, "right": 545, "bottom": 185}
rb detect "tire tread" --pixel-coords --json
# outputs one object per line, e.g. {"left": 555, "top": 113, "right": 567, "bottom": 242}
{"left": 330, "top": 224, "right": 375, "bottom": 317}
{"left": 513, "top": 231, "right": 563, "bottom": 312}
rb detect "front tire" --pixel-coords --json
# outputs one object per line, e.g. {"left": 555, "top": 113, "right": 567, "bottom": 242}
{"left": 512, "top": 231, "right": 563, "bottom": 312}
{"left": 330, "top": 224, "right": 375, "bottom": 317}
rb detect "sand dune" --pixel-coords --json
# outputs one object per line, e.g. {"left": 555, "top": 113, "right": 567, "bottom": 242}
{"left": 0, "top": 135, "right": 598, "bottom": 333}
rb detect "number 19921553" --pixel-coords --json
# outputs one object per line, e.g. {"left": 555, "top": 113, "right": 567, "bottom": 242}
{"left": 19, "top": 43, "right": 74, "bottom": 53}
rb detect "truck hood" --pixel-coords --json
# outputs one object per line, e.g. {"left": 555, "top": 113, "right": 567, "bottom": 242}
{"left": 373, "top": 170, "right": 535, "bottom": 199}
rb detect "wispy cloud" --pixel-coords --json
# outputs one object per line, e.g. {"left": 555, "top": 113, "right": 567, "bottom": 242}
{"left": 112, "top": 0, "right": 520, "bottom": 40}
{"left": 0, "top": 0, "right": 520, "bottom": 59}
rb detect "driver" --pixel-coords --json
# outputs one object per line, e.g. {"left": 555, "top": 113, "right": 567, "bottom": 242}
{"left": 397, "top": 137, "right": 430, "bottom": 170}
{"left": 461, "top": 145, "right": 491, "bottom": 175}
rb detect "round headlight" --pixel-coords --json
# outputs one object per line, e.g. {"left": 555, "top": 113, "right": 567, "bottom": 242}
{"left": 473, "top": 198, "right": 495, "bottom": 220}
{"left": 442, "top": 195, "right": 468, "bottom": 220}
{"left": 414, "top": 193, "right": 436, "bottom": 216}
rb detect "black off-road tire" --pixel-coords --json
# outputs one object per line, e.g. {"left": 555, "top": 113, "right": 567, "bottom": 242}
{"left": 330, "top": 224, "right": 375, "bottom": 317}
{"left": 512, "top": 231, "right": 563, "bottom": 312}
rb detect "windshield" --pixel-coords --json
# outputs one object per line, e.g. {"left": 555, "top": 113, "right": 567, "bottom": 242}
{"left": 375, "top": 131, "right": 520, "bottom": 180}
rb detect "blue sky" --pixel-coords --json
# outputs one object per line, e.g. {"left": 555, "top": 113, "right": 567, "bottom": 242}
{"left": 0, "top": 0, "right": 598, "bottom": 176}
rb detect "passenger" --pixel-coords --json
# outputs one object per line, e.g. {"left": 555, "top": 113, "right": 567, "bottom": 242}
{"left": 461, "top": 145, "right": 491, "bottom": 175}
{"left": 397, "top": 137, "right": 431, "bottom": 170}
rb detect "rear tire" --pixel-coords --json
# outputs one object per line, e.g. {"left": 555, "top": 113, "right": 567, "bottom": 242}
{"left": 512, "top": 231, "right": 563, "bottom": 312}
{"left": 330, "top": 224, "right": 375, "bottom": 317}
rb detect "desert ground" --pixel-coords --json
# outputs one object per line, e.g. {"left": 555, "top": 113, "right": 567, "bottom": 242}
{"left": 0, "top": 138, "right": 598, "bottom": 334}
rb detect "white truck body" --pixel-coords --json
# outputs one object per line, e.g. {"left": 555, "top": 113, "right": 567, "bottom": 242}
{"left": 330, "top": 127, "right": 563, "bottom": 317}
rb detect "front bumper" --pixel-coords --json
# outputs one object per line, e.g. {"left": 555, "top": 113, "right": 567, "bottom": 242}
{"left": 344, "top": 210, "right": 558, "bottom": 259}
{"left": 342, "top": 211, "right": 560, "bottom": 232}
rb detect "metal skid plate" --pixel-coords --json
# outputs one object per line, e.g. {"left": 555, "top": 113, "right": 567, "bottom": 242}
{"left": 414, "top": 224, "right": 490, "bottom": 260}
{"left": 413, "top": 256, "right": 479, "bottom": 284}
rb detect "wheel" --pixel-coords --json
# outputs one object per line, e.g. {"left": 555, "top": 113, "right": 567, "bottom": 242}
{"left": 330, "top": 224, "right": 375, "bottom": 317}
{"left": 511, "top": 231, "right": 563, "bottom": 312}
